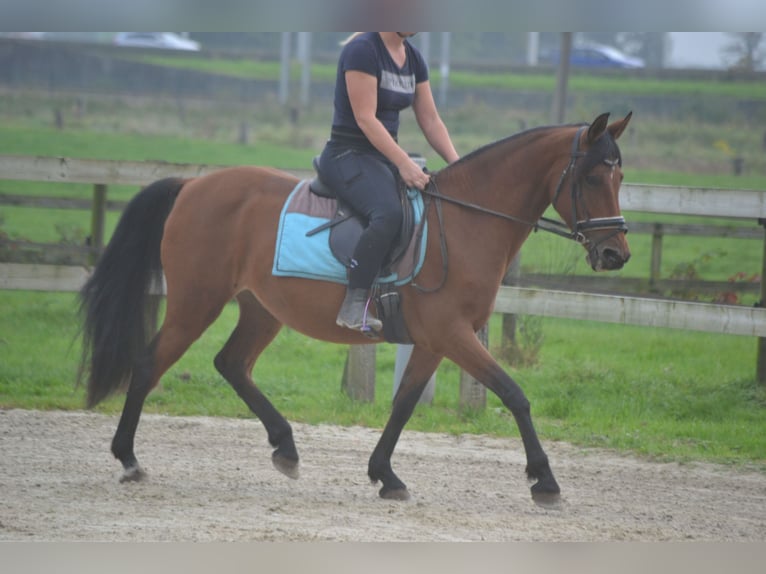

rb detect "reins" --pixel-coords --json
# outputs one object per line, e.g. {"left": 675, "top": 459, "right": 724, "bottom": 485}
{"left": 412, "top": 125, "right": 628, "bottom": 292}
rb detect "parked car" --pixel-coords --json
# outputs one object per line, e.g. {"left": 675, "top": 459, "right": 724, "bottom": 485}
{"left": 549, "top": 44, "right": 645, "bottom": 69}
{"left": 113, "top": 32, "right": 200, "bottom": 52}
{"left": 1, "top": 32, "right": 47, "bottom": 40}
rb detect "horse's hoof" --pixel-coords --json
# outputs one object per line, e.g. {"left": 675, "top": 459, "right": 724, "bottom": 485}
{"left": 119, "top": 465, "right": 146, "bottom": 483}
{"left": 379, "top": 486, "right": 410, "bottom": 501}
{"left": 531, "top": 487, "right": 562, "bottom": 509}
{"left": 272, "top": 452, "right": 300, "bottom": 479}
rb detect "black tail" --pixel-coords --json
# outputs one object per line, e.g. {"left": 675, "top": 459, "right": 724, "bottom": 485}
{"left": 77, "top": 177, "right": 185, "bottom": 408}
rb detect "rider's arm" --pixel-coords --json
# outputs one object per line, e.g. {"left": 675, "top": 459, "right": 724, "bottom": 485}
{"left": 345, "top": 70, "right": 431, "bottom": 190}
{"left": 412, "top": 80, "right": 460, "bottom": 165}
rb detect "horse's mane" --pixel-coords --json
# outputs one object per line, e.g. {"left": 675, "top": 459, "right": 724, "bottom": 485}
{"left": 439, "top": 121, "right": 621, "bottom": 176}
{"left": 452, "top": 124, "right": 566, "bottom": 167}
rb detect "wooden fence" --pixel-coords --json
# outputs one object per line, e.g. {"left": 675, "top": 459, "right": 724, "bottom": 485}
{"left": 2, "top": 155, "right": 766, "bottom": 400}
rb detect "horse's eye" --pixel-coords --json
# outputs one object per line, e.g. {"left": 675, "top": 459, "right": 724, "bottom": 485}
{"left": 584, "top": 174, "right": 601, "bottom": 186}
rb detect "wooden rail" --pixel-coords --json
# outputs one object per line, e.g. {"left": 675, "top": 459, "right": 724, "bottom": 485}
{"left": 0, "top": 155, "right": 764, "bottom": 216}
{"left": 2, "top": 155, "right": 766, "bottom": 397}
{"left": 2, "top": 155, "right": 763, "bottom": 296}
{"left": 3, "top": 263, "right": 764, "bottom": 338}
{"left": 494, "top": 286, "right": 766, "bottom": 338}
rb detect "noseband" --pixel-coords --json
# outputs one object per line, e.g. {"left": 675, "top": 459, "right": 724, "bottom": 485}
{"left": 538, "top": 125, "right": 628, "bottom": 245}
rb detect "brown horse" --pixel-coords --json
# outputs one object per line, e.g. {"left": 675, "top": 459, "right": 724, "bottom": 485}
{"left": 78, "top": 111, "right": 632, "bottom": 504}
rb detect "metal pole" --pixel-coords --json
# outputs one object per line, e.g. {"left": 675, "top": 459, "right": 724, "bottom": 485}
{"left": 756, "top": 219, "right": 766, "bottom": 385}
{"left": 279, "top": 32, "right": 291, "bottom": 106}
{"left": 392, "top": 345, "right": 435, "bottom": 405}
{"left": 551, "top": 32, "right": 572, "bottom": 123}
{"left": 526, "top": 32, "right": 539, "bottom": 66}
{"left": 419, "top": 32, "right": 430, "bottom": 66}
{"left": 439, "top": 32, "right": 451, "bottom": 108}
{"left": 501, "top": 253, "right": 522, "bottom": 354}
{"left": 298, "top": 32, "right": 312, "bottom": 108}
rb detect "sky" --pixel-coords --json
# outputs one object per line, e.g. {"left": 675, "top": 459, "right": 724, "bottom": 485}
{"left": 666, "top": 32, "right": 732, "bottom": 69}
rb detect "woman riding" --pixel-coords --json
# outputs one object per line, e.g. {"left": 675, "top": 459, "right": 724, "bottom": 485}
{"left": 318, "top": 32, "right": 460, "bottom": 333}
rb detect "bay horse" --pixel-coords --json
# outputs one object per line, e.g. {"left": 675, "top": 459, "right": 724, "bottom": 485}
{"left": 78, "top": 111, "right": 632, "bottom": 504}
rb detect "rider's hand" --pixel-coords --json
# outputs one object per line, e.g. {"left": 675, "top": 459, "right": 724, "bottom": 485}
{"left": 397, "top": 158, "right": 431, "bottom": 190}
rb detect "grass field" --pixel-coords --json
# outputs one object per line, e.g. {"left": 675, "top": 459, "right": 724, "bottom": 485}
{"left": 125, "top": 52, "right": 766, "bottom": 101}
{"left": 0, "top": 290, "right": 763, "bottom": 467}
{"left": 1, "top": 82, "right": 765, "bottom": 469}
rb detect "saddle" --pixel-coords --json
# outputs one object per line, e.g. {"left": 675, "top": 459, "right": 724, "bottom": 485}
{"left": 307, "top": 157, "right": 416, "bottom": 278}
{"left": 304, "top": 157, "right": 420, "bottom": 344}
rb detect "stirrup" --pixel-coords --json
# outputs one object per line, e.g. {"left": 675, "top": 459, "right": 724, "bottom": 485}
{"left": 336, "top": 288, "right": 383, "bottom": 334}
{"left": 336, "top": 312, "right": 383, "bottom": 334}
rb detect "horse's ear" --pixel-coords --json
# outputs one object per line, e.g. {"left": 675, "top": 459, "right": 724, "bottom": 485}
{"left": 607, "top": 110, "right": 633, "bottom": 141}
{"left": 586, "top": 113, "right": 610, "bottom": 143}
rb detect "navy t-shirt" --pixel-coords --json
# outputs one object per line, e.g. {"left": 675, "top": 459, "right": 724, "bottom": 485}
{"left": 332, "top": 33, "right": 429, "bottom": 140}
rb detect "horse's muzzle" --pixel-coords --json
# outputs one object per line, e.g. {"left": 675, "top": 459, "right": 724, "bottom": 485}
{"left": 586, "top": 244, "right": 631, "bottom": 271}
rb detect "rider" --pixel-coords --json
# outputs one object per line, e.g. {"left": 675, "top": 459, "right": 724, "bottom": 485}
{"left": 318, "top": 32, "right": 460, "bottom": 333}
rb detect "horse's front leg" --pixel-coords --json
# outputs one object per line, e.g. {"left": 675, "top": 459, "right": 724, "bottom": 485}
{"left": 368, "top": 345, "right": 442, "bottom": 500}
{"left": 446, "top": 329, "right": 561, "bottom": 504}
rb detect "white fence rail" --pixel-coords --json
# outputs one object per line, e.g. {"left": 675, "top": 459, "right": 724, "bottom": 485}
{"left": 494, "top": 286, "right": 766, "bottom": 337}
{"left": 2, "top": 155, "right": 764, "bottom": 217}
{"left": 0, "top": 155, "right": 312, "bottom": 185}
{"left": 2, "top": 154, "right": 766, "bottom": 391}
{"left": 620, "top": 183, "right": 766, "bottom": 218}
{"left": 4, "top": 263, "right": 765, "bottom": 339}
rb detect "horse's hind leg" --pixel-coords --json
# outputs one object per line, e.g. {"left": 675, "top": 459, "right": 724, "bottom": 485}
{"left": 213, "top": 291, "right": 298, "bottom": 479}
{"left": 368, "top": 345, "right": 442, "bottom": 500}
{"left": 112, "top": 299, "right": 227, "bottom": 482}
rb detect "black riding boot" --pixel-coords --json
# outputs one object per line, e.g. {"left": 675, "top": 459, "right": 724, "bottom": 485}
{"left": 336, "top": 288, "right": 382, "bottom": 333}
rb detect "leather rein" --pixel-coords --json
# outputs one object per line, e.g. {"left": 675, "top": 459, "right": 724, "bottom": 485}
{"left": 412, "top": 126, "right": 628, "bottom": 293}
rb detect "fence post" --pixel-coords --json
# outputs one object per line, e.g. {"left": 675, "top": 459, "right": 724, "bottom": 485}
{"left": 650, "top": 223, "right": 663, "bottom": 290}
{"left": 756, "top": 220, "right": 766, "bottom": 386}
{"left": 341, "top": 345, "right": 376, "bottom": 402}
{"left": 90, "top": 184, "right": 107, "bottom": 264}
{"left": 459, "top": 324, "right": 488, "bottom": 410}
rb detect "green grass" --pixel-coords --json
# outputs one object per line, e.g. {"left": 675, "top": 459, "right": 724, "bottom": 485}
{"left": 0, "top": 120, "right": 762, "bottom": 309}
{"left": 0, "top": 124, "right": 316, "bottom": 168}
{"left": 0, "top": 122, "right": 317, "bottom": 244}
{"left": 0, "top": 291, "right": 763, "bottom": 468}
{"left": 1, "top": 86, "right": 765, "bottom": 470}
{"left": 115, "top": 53, "right": 766, "bottom": 101}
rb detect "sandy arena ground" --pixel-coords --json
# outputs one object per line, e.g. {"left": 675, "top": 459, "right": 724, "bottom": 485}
{"left": 0, "top": 408, "right": 764, "bottom": 542}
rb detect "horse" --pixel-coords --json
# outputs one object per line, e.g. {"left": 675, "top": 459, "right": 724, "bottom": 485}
{"left": 77, "top": 111, "right": 632, "bottom": 504}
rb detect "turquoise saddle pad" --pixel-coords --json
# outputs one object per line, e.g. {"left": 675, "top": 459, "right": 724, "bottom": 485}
{"left": 272, "top": 180, "right": 427, "bottom": 286}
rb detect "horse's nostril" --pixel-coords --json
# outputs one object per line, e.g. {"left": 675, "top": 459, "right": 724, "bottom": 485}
{"left": 602, "top": 248, "right": 625, "bottom": 269}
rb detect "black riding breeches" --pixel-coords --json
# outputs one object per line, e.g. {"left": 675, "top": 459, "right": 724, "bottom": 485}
{"left": 318, "top": 142, "right": 403, "bottom": 290}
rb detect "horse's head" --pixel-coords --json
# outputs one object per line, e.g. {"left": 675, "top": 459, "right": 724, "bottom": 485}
{"left": 551, "top": 111, "right": 632, "bottom": 271}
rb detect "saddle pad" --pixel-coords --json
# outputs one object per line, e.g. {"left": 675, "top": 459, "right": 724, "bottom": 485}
{"left": 272, "top": 180, "right": 427, "bottom": 286}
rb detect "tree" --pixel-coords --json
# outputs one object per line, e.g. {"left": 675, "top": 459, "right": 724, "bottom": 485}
{"left": 722, "top": 33, "right": 764, "bottom": 71}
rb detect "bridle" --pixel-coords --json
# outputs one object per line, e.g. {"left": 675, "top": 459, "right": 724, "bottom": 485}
{"left": 413, "top": 125, "right": 628, "bottom": 292}
{"left": 422, "top": 125, "right": 627, "bottom": 245}
{"left": 542, "top": 125, "right": 628, "bottom": 246}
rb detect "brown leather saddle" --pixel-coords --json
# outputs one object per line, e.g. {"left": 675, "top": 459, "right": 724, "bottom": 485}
{"left": 307, "top": 157, "right": 422, "bottom": 344}
{"left": 307, "top": 157, "right": 416, "bottom": 279}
